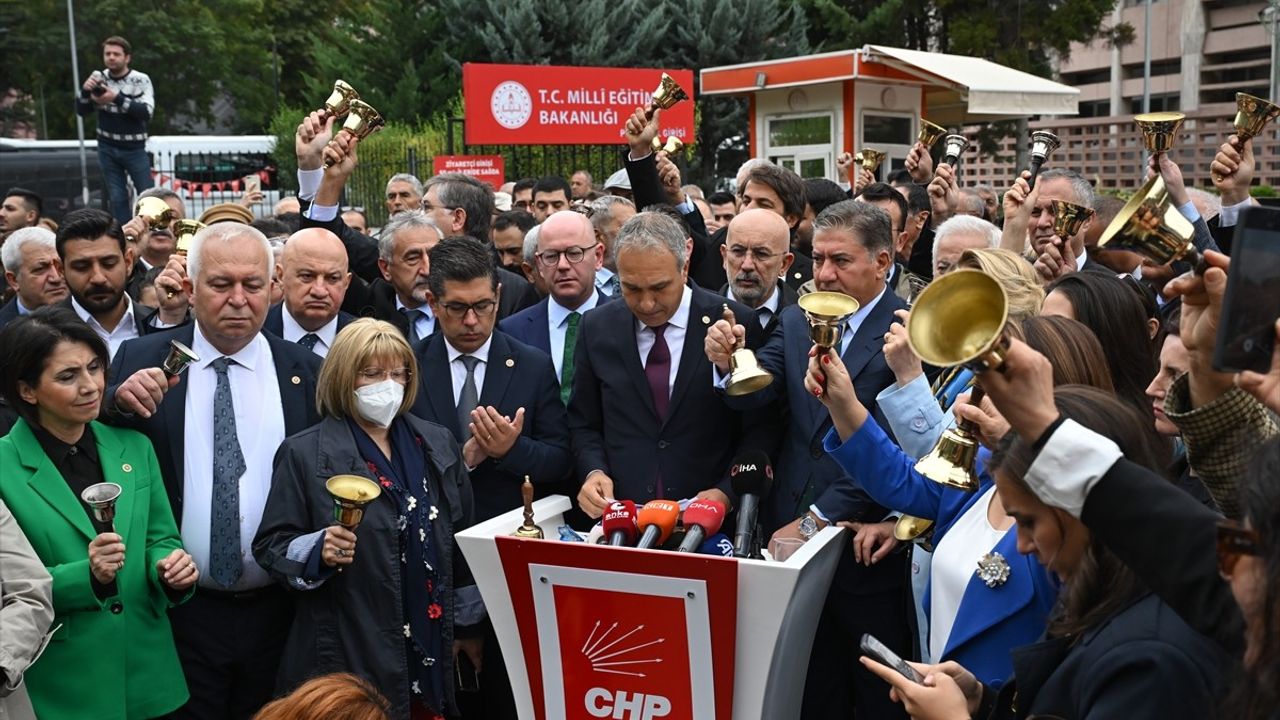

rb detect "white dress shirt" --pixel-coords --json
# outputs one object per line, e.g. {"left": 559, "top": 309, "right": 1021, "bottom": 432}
{"left": 447, "top": 335, "right": 493, "bottom": 406}
{"left": 840, "top": 286, "right": 887, "bottom": 356}
{"left": 636, "top": 285, "right": 692, "bottom": 397}
{"left": 549, "top": 290, "right": 600, "bottom": 379}
{"left": 595, "top": 267, "right": 619, "bottom": 296}
{"left": 725, "top": 282, "right": 781, "bottom": 329}
{"left": 71, "top": 295, "right": 140, "bottom": 359}
{"left": 929, "top": 485, "right": 1006, "bottom": 661}
{"left": 280, "top": 305, "right": 340, "bottom": 358}
{"left": 183, "top": 327, "right": 285, "bottom": 590}
{"left": 395, "top": 296, "right": 435, "bottom": 340}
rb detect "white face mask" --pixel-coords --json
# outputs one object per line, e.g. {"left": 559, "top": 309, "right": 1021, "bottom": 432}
{"left": 353, "top": 380, "right": 404, "bottom": 428}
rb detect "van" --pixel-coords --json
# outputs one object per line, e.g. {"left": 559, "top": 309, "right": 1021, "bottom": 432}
{"left": 0, "top": 135, "right": 280, "bottom": 223}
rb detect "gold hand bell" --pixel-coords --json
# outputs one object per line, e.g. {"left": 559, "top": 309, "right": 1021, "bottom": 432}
{"left": 513, "top": 477, "right": 544, "bottom": 539}
{"left": 1215, "top": 93, "right": 1280, "bottom": 182}
{"left": 126, "top": 196, "right": 175, "bottom": 244}
{"left": 721, "top": 304, "right": 773, "bottom": 396}
{"left": 1097, "top": 173, "right": 1203, "bottom": 272}
{"left": 651, "top": 136, "right": 685, "bottom": 155}
{"left": 855, "top": 149, "right": 886, "bottom": 175}
{"left": 1134, "top": 112, "right": 1185, "bottom": 154}
{"left": 918, "top": 119, "right": 946, "bottom": 149}
{"left": 646, "top": 73, "right": 689, "bottom": 120}
{"left": 324, "top": 99, "right": 387, "bottom": 168}
{"left": 322, "top": 79, "right": 360, "bottom": 119}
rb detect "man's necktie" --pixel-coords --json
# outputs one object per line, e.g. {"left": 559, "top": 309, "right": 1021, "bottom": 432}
{"left": 605, "top": 275, "right": 621, "bottom": 297}
{"left": 297, "top": 333, "right": 320, "bottom": 352}
{"left": 210, "top": 357, "right": 246, "bottom": 588}
{"left": 560, "top": 312, "right": 581, "bottom": 405}
{"left": 644, "top": 324, "right": 671, "bottom": 498}
{"left": 457, "top": 355, "right": 480, "bottom": 442}
{"left": 402, "top": 308, "right": 424, "bottom": 344}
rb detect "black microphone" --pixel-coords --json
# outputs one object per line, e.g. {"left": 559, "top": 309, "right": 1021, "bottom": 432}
{"left": 730, "top": 450, "right": 773, "bottom": 559}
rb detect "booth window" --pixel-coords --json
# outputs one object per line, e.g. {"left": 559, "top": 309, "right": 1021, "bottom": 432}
{"left": 768, "top": 115, "right": 832, "bottom": 147}
{"left": 862, "top": 114, "right": 914, "bottom": 146}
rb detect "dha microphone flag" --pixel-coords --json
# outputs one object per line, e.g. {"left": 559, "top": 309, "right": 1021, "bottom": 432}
{"left": 677, "top": 499, "right": 726, "bottom": 552}
{"left": 602, "top": 500, "right": 639, "bottom": 546}
{"left": 729, "top": 450, "right": 773, "bottom": 559}
{"left": 635, "top": 500, "right": 681, "bottom": 549}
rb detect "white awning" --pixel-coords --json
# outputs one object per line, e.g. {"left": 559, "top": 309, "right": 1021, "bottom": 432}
{"left": 860, "top": 44, "right": 1079, "bottom": 123}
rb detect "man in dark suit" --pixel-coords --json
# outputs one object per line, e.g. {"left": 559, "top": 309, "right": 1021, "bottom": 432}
{"left": 719, "top": 208, "right": 798, "bottom": 336}
{"left": 262, "top": 227, "right": 356, "bottom": 357}
{"left": 105, "top": 221, "right": 322, "bottom": 719}
{"left": 570, "top": 211, "right": 771, "bottom": 518}
{"left": 54, "top": 208, "right": 186, "bottom": 359}
{"left": 706, "top": 199, "right": 911, "bottom": 720}
{"left": 499, "top": 211, "right": 610, "bottom": 401}
{"left": 409, "top": 237, "right": 571, "bottom": 720}
{"left": 0, "top": 226, "right": 68, "bottom": 331}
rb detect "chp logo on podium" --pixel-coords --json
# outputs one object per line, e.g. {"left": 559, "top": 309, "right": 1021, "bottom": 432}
{"left": 496, "top": 538, "right": 737, "bottom": 720}
{"left": 464, "top": 63, "right": 695, "bottom": 146}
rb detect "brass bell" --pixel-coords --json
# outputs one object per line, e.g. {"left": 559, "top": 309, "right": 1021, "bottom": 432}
{"left": 918, "top": 119, "right": 947, "bottom": 149}
{"left": 894, "top": 515, "right": 934, "bottom": 542}
{"left": 171, "top": 219, "right": 206, "bottom": 258}
{"left": 1134, "top": 112, "right": 1185, "bottom": 153}
{"left": 322, "top": 79, "right": 360, "bottom": 119}
{"left": 513, "top": 477, "right": 544, "bottom": 539}
{"left": 161, "top": 339, "right": 200, "bottom": 378}
{"left": 127, "top": 196, "right": 176, "bottom": 243}
{"left": 855, "top": 149, "right": 886, "bottom": 175}
{"left": 942, "top": 134, "right": 970, "bottom": 167}
{"left": 913, "top": 421, "right": 983, "bottom": 492}
{"left": 1026, "top": 131, "right": 1061, "bottom": 190}
{"left": 326, "top": 475, "right": 382, "bottom": 530}
{"left": 721, "top": 304, "right": 774, "bottom": 396}
{"left": 798, "top": 292, "right": 860, "bottom": 351}
{"left": 1049, "top": 199, "right": 1094, "bottom": 243}
{"left": 646, "top": 73, "right": 689, "bottom": 119}
{"left": 651, "top": 136, "right": 685, "bottom": 155}
{"left": 1233, "top": 93, "right": 1280, "bottom": 143}
{"left": 1097, "top": 173, "right": 1197, "bottom": 267}
{"left": 324, "top": 99, "right": 387, "bottom": 168}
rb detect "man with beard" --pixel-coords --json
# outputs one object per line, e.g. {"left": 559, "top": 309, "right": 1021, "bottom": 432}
{"left": 122, "top": 188, "right": 186, "bottom": 300}
{"left": 720, "top": 209, "right": 795, "bottom": 336}
{"left": 55, "top": 208, "right": 186, "bottom": 358}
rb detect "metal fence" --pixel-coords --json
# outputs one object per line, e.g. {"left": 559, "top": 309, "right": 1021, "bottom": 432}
{"left": 960, "top": 103, "right": 1280, "bottom": 193}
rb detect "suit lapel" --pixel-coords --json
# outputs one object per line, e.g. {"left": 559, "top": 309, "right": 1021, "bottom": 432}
{"left": 269, "top": 335, "right": 311, "bottom": 434}
{"left": 163, "top": 325, "right": 196, "bottom": 479}
{"left": 666, "top": 292, "right": 712, "bottom": 425}
{"left": 96, "top": 424, "right": 137, "bottom": 544}
{"left": 11, "top": 422, "right": 97, "bottom": 541}
{"left": 618, "top": 307, "right": 659, "bottom": 421}
{"left": 533, "top": 302, "right": 552, "bottom": 355}
{"left": 423, "top": 337, "right": 463, "bottom": 439}
{"left": 479, "top": 333, "right": 515, "bottom": 410}
{"left": 942, "top": 523, "right": 1040, "bottom": 656}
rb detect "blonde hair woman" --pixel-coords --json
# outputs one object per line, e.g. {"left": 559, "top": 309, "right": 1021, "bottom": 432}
{"left": 253, "top": 319, "right": 478, "bottom": 720}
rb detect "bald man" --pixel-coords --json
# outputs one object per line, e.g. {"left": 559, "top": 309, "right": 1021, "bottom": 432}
{"left": 720, "top": 208, "right": 796, "bottom": 334}
{"left": 264, "top": 227, "right": 355, "bottom": 356}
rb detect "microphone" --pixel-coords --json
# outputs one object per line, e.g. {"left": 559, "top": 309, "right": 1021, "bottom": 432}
{"left": 730, "top": 450, "right": 773, "bottom": 559}
{"left": 677, "top": 499, "right": 726, "bottom": 552}
{"left": 602, "top": 500, "right": 639, "bottom": 546}
{"left": 635, "top": 500, "right": 680, "bottom": 550}
{"left": 697, "top": 533, "right": 735, "bottom": 557}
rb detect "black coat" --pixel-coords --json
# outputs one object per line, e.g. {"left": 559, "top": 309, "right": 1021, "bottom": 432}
{"left": 253, "top": 414, "right": 475, "bottom": 720}
{"left": 717, "top": 279, "right": 798, "bottom": 338}
{"left": 987, "top": 593, "right": 1227, "bottom": 719}
{"left": 0, "top": 296, "right": 21, "bottom": 332}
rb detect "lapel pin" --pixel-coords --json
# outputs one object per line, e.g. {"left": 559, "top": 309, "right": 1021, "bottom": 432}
{"left": 121, "top": 463, "right": 132, "bottom": 473}
{"left": 975, "top": 551, "right": 1011, "bottom": 588}
{"left": 505, "top": 358, "right": 515, "bottom": 368}
{"left": 291, "top": 375, "right": 301, "bottom": 385}
{"left": 701, "top": 315, "right": 711, "bottom": 325}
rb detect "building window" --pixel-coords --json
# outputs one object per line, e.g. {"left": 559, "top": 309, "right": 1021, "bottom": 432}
{"left": 767, "top": 115, "right": 832, "bottom": 147}
{"left": 1129, "top": 93, "right": 1180, "bottom": 114}
{"left": 862, "top": 114, "right": 914, "bottom": 145}
{"left": 1078, "top": 100, "right": 1112, "bottom": 117}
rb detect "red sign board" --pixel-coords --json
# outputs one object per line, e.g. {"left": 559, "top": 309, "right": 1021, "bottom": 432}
{"left": 432, "top": 154, "right": 505, "bottom": 190}
{"left": 496, "top": 537, "right": 736, "bottom": 720}
{"left": 463, "top": 63, "right": 696, "bottom": 146}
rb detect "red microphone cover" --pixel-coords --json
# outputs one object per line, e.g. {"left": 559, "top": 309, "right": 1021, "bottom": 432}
{"left": 602, "top": 500, "right": 639, "bottom": 543}
{"left": 682, "top": 499, "right": 726, "bottom": 535}
{"left": 637, "top": 500, "right": 681, "bottom": 545}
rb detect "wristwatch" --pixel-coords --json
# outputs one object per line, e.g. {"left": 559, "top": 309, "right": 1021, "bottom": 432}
{"left": 798, "top": 512, "right": 825, "bottom": 539}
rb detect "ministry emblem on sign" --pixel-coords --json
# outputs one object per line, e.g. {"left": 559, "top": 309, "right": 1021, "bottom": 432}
{"left": 491, "top": 81, "right": 533, "bottom": 129}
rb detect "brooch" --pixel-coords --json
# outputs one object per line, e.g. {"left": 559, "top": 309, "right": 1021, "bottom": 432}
{"left": 975, "top": 551, "right": 1011, "bottom": 588}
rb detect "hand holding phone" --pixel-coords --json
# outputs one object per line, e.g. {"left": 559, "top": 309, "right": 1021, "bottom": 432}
{"left": 860, "top": 633, "right": 923, "bottom": 684}
{"left": 1214, "top": 206, "right": 1280, "bottom": 373}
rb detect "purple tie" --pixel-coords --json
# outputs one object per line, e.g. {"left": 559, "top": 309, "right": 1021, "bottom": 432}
{"left": 644, "top": 324, "right": 671, "bottom": 499}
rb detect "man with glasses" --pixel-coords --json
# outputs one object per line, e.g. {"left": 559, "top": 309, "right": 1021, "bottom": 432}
{"left": 720, "top": 208, "right": 796, "bottom": 336}
{"left": 855, "top": 182, "right": 914, "bottom": 301}
{"left": 500, "top": 211, "right": 612, "bottom": 403}
{"left": 409, "top": 237, "right": 571, "bottom": 720}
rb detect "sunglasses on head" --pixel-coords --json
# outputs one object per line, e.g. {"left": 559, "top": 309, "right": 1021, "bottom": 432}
{"left": 1216, "top": 519, "right": 1262, "bottom": 578}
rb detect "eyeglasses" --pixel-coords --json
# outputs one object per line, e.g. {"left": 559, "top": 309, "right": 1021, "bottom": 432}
{"left": 1216, "top": 519, "right": 1262, "bottom": 578}
{"left": 358, "top": 367, "right": 413, "bottom": 383}
{"left": 440, "top": 300, "right": 497, "bottom": 319}
{"left": 535, "top": 244, "right": 599, "bottom": 267}
{"left": 422, "top": 201, "right": 458, "bottom": 213}
{"left": 727, "top": 245, "right": 783, "bottom": 264}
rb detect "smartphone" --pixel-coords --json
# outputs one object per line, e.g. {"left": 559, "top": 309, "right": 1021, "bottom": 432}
{"left": 243, "top": 174, "right": 261, "bottom": 194}
{"left": 860, "top": 633, "right": 923, "bottom": 684}
{"left": 455, "top": 652, "right": 480, "bottom": 693}
{"left": 1213, "top": 205, "right": 1280, "bottom": 373}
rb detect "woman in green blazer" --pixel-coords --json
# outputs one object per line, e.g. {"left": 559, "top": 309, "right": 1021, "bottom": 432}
{"left": 0, "top": 308, "right": 197, "bottom": 720}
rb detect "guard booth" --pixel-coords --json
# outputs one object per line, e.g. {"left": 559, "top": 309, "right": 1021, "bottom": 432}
{"left": 700, "top": 45, "right": 1081, "bottom": 182}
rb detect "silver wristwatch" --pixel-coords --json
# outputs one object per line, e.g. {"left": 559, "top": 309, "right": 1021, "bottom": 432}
{"left": 798, "top": 513, "right": 821, "bottom": 539}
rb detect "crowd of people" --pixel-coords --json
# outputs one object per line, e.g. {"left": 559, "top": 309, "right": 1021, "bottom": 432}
{"left": 0, "top": 33, "right": 1277, "bottom": 720}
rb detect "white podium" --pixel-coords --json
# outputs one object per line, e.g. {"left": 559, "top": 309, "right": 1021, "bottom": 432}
{"left": 457, "top": 495, "right": 845, "bottom": 720}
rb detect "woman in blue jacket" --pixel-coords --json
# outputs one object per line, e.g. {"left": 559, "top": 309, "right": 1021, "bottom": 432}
{"left": 809, "top": 316, "right": 1113, "bottom": 686}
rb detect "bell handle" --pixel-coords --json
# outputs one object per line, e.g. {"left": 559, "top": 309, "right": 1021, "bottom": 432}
{"left": 1026, "top": 158, "right": 1046, "bottom": 191}
{"left": 955, "top": 385, "right": 986, "bottom": 434}
{"left": 721, "top": 304, "right": 744, "bottom": 351}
